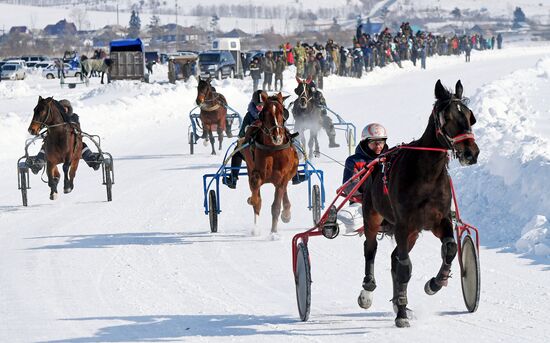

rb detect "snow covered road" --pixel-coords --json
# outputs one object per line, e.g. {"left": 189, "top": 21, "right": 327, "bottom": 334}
{"left": 1, "top": 44, "right": 550, "bottom": 342}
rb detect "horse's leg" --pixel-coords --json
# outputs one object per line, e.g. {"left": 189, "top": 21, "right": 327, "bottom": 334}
{"left": 270, "top": 185, "right": 285, "bottom": 236}
{"left": 313, "top": 130, "right": 320, "bottom": 157}
{"left": 425, "top": 217, "right": 457, "bottom": 295}
{"left": 47, "top": 162, "right": 60, "bottom": 200}
{"left": 208, "top": 129, "right": 216, "bottom": 155}
{"left": 358, "top": 211, "right": 383, "bottom": 309}
{"left": 391, "top": 227, "right": 418, "bottom": 328}
{"left": 307, "top": 132, "right": 315, "bottom": 158}
{"left": 63, "top": 161, "right": 72, "bottom": 193}
{"left": 66, "top": 155, "right": 80, "bottom": 194}
{"left": 281, "top": 187, "right": 291, "bottom": 223}
{"left": 216, "top": 125, "right": 224, "bottom": 151}
{"left": 100, "top": 71, "right": 104, "bottom": 84}
{"left": 247, "top": 170, "right": 262, "bottom": 235}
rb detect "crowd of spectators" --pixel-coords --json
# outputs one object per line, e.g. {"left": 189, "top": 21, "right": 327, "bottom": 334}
{"left": 247, "top": 22, "right": 503, "bottom": 90}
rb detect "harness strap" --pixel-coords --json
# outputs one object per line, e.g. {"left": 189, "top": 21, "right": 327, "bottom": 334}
{"left": 254, "top": 141, "right": 292, "bottom": 151}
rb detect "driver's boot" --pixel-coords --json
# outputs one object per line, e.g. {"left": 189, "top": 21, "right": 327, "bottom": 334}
{"left": 82, "top": 146, "right": 101, "bottom": 171}
{"left": 26, "top": 150, "right": 46, "bottom": 175}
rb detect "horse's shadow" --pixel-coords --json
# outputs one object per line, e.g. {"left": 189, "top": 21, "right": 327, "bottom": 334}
{"left": 26, "top": 231, "right": 266, "bottom": 250}
{"left": 26, "top": 232, "right": 191, "bottom": 250}
{"left": 40, "top": 313, "right": 368, "bottom": 342}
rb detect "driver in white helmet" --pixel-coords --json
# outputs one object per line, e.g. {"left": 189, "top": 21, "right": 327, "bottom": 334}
{"left": 337, "top": 123, "right": 389, "bottom": 231}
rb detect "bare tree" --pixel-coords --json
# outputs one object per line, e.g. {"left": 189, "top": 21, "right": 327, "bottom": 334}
{"left": 69, "top": 7, "right": 90, "bottom": 30}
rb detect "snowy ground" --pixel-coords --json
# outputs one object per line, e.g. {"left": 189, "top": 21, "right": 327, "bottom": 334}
{"left": 1, "top": 43, "right": 550, "bottom": 342}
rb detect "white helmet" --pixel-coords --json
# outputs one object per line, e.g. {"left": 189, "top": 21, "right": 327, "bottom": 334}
{"left": 361, "top": 123, "right": 387, "bottom": 141}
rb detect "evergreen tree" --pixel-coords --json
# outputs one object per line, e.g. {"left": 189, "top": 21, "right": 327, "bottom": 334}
{"left": 128, "top": 10, "right": 141, "bottom": 38}
{"left": 451, "top": 7, "right": 461, "bottom": 19}
{"left": 512, "top": 7, "right": 526, "bottom": 29}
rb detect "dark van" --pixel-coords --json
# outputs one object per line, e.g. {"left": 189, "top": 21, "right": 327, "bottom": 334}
{"left": 198, "top": 50, "right": 236, "bottom": 79}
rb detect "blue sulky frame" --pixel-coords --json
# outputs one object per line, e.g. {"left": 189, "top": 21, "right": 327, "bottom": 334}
{"left": 188, "top": 104, "right": 243, "bottom": 154}
{"left": 286, "top": 104, "right": 357, "bottom": 156}
{"left": 323, "top": 106, "right": 357, "bottom": 156}
{"left": 202, "top": 141, "right": 326, "bottom": 232}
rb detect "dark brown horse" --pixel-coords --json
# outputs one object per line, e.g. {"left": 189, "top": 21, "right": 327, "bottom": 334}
{"left": 242, "top": 92, "right": 299, "bottom": 237}
{"left": 28, "top": 96, "right": 83, "bottom": 200}
{"left": 358, "top": 80, "right": 479, "bottom": 327}
{"left": 195, "top": 77, "right": 229, "bottom": 155}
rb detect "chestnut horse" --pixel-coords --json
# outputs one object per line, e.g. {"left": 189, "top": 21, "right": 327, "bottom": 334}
{"left": 358, "top": 80, "right": 480, "bottom": 327}
{"left": 28, "top": 96, "right": 83, "bottom": 200}
{"left": 242, "top": 92, "right": 299, "bottom": 237}
{"left": 195, "top": 77, "right": 229, "bottom": 155}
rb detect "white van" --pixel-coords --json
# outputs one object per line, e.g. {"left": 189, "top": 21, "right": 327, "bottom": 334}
{"left": 5, "top": 59, "right": 28, "bottom": 69}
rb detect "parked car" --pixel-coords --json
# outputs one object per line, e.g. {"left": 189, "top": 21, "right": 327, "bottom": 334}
{"left": 21, "top": 55, "right": 50, "bottom": 63}
{"left": 1, "top": 64, "right": 26, "bottom": 80}
{"left": 4, "top": 60, "right": 28, "bottom": 69}
{"left": 198, "top": 50, "right": 236, "bottom": 79}
{"left": 33, "top": 62, "right": 52, "bottom": 69}
{"left": 41, "top": 63, "right": 82, "bottom": 79}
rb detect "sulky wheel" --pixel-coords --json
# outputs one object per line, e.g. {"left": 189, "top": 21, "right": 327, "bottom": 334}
{"left": 311, "top": 184, "right": 321, "bottom": 225}
{"left": 104, "top": 158, "right": 113, "bottom": 202}
{"left": 460, "top": 234, "right": 480, "bottom": 313}
{"left": 19, "top": 167, "right": 28, "bottom": 207}
{"left": 295, "top": 242, "right": 312, "bottom": 321}
{"left": 189, "top": 132, "right": 195, "bottom": 155}
{"left": 208, "top": 189, "right": 218, "bottom": 233}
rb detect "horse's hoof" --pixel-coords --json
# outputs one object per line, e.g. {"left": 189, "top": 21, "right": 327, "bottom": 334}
{"left": 358, "top": 289, "right": 374, "bottom": 309}
{"left": 63, "top": 187, "right": 73, "bottom": 194}
{"left": 395, "top": 317, "right": 410, "bottom": 328}
{"left": 424, "top": 277, "right": 442, "bottom": 295}
{"left": 50, "top": 193, "right": 58, "bottom": 200}
{"left": 281, "top": 211, "right": 291, "bottom": 223}
{"left": 269, "top": 232, "right": 281, "bottom": 241}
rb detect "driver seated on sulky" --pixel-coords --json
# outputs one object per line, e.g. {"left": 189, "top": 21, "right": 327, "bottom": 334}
{"left": 337, "top": 123, "right": 389, "bottom": 232}
{"left": 25, "top": 99, "right": 102, "bottom": 174}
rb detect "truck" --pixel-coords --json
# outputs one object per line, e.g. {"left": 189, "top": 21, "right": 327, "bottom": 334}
{"left": 109, "top": 38, "right": 148, "bottom": 82}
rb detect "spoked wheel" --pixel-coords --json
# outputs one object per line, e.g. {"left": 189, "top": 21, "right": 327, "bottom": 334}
{"left": 104, "top": 159, "right": 113, "bottom": 202}
{"left": 460, "top": 234, "right": 480, "bottom": 312}
{"left": 295, "top": 242, "right": 312, "bottom": 321}
{"left": 311, "top": 184, "right": 321, "bottom": 225}
{"left": 19, "top": 168, "right": 28, "bottom": 207}
{"left": 208, "top": 189, "right": 218, "bottom": 233}
{"left": 189, "top": 132, "right": 195, "bottom": 155}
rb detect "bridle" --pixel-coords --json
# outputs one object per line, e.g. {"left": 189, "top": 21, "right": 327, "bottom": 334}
{"left": 197, "top": 81, "right": 222, "bottom": 111}
{"left": 259, "top": 102, "right": 287, "bottom": 146}
{"left": 32, "top": 100, "right": 69, "bottom": 132}
{"left": 297, "top": 82, "right": 313, "bottom": 109}
{"left": 432, "top": 96, "right": 475, "bottom": 152}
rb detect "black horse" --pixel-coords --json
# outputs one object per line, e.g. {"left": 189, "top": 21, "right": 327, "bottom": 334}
{"left": 358, "top": 80, "right": 479, "bottom": 327}
{"left": 292, "top": 77, "right": 322, "bottom": 158}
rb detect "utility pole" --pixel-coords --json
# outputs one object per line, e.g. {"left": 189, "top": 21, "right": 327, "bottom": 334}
{"left": 175, "top": 0, "right": 179, "bottom": 51}
{"left": 116, "top": 0, "right": 119, "bottom": 26}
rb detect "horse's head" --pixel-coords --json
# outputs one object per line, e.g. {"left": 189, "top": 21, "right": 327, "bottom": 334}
{"left": 196, "top": 76, "right": 212, "bottom": 106}
{"left": 295, "top": 77, "right": 313, "bottom": 110}
{"left": 28, "top": 96, "right": 59, "bottom": 135}
{"left": 434, "top": 79, "right": 480, "bottom": 166}
{"left": 259, "top": 92, "right": 287, "bottom": 146}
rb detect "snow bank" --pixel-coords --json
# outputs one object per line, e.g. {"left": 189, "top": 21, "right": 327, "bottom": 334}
{"left": 516, "top": 215, "right": 550, "bottom": 256}
{"left": 452, "top": 57, "right": 550, "bottom": 254}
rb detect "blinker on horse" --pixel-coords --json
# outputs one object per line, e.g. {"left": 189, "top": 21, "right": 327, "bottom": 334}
{"left": 359, "top": 80, "right": 479, "bottom": 327}
{"left": 195, "top": 77, "right": 230, "bottom": 155}
{"left": 28, "top": 96, "right": 83, "bottom": 200}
